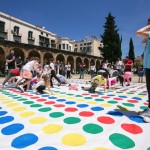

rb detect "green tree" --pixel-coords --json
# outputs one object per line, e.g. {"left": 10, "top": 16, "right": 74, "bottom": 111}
{"left": 128, "top": 38, "right": 135, "bottom": 62}
{"left": 99, "top": 13, "right": 122, "bottom": 63}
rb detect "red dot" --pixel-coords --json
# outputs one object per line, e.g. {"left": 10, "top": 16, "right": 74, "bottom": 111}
{"left": 113, "top": 97, "right": 123, "bottom": 101}
{"left": 65, "top": 107, "right": 78, "bottom": 112}
{"left": 79, "top": 111, "right": 94, "bottom": 117}
{"left": 97, "top": 116, "right": 115, "bottom": 124}
{"left": 30, "top": 96, "right": 40, "bottom": 99}
{"left": 144, "top": 102, "right": 148, "bottom": 106}
{"left": 127, "top": 100, "right": 138, "bottom": 103}
{"left": 82, "top": 93, "right": 89, "bottom": 96}
{"left": 53, "top": 104, "right": 65, "bottom": 107}
{"left": 45, "top": 101, "right": 55, "bottom": 104}
{"left": 121, "top": 123, "right": 143, "bottom": 134}
{"left": 37, "top": 98, "right": 47, "bottom": 102}
{"left": 101, "top": 96, "right": 110, "bottom": 99}
{"left": 91, "top": 94, "right": 98, "bottom": 97}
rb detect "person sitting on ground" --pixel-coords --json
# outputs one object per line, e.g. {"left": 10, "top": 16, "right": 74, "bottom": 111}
{"left": 82, "top": 72, "right": 107, "bottom": 93}
{"left": 0, "top": 67, "right": 20, "bottom": 89}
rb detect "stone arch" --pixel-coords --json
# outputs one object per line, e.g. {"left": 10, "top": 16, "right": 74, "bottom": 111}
{"left": 56, "top": 54, "right": 65, "bottom": 64}
{"left": 12, "top": 48, "right": 25, "bottom": 60}
{"left": 90, "top": 59, "right": 95, "bottom": 66}
{"left": 43, "top": 52, "right": 54, "bottom": 64}
{"left": 84, "top": 58, "right": 89, "bottom": 70}
{"left": 76, "top": 57, "right": 82, "bottom": 73}
{"left": 0, "top": 47, "right": 5, "bottom": 75}
{"left": 67, "top": 56, "right": 74, "bottom": 69}
{"left": 28, "top": 50, "right": 40, "bottom": 59}
{"left": 96, "top": 59, "right": 101, "bottom": 72}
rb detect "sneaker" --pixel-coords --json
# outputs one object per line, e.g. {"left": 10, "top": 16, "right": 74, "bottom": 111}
{"left": 138, "top": 108, "right": 150, "bottom": 117}
{"left": 18, "top": 85, "right": 24, "bottom": 92}
{"left": 143, "top": 116, "right": 150, "bottom": 123}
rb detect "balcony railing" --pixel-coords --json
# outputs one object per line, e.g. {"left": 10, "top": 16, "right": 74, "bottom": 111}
{"left": 0, "top": 29, "right": 8, "bottom": 34}
{"left": 28, "top": 37, "right": 35, "bottom": 41}
{"left": 11, "top": 30, "right": 22, "bottom": 37}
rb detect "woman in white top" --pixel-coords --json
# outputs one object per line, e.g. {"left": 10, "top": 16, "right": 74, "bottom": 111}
{"left": 90, "top": 63, "right": 95, "bottom": 79}
{"left": 15, "top": 57, "right": 39, "bottom": 91}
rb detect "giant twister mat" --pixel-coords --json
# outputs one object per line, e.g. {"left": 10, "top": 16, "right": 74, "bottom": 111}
{"left": 0, "top": 80, "right": 150, "bottom": 150}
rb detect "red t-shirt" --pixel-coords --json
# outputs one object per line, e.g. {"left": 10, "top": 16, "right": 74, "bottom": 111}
{"left": 125, "top": 59, "right": 133, "bottom": 70}
{"left": 10, "top": 69, "right": 20, "bottom": 76}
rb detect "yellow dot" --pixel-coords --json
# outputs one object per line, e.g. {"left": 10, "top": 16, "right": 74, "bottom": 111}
{"left": 62, "top": 133, "right": 86, "bottom": 146}
{"left": 43, "top": 124, "right": 63, "bottom": 134}
{"left": 29, "top": 117, "right": 47, "bottom": 124}
{"left": 2, "top": 100, "right": 14, "bottom": 104}
{"left": 13, "top": 107, "right": 27, "bottom": 112}
{"left": 76, "top": 98, "right": 84, "bottom": 102}
{"left": 7, "top": 103, "right": 19, "bottom": 107}
{"left": 87, "top": 101, "right": 97, "bottom": 104}
{"left": 20, "top": 111, "right": 35, "bottom": 118}
{"left": 100, "top": 103, "right": 111, "bottom": 108}
{"left": 93, "top": 147, "right": 110, "bottom": 150}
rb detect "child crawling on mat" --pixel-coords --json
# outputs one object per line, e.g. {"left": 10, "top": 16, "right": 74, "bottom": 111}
{"left": 82, "top": 72, "right": 107, "bottom": 93}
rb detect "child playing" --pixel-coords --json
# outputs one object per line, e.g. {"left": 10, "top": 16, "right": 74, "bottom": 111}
{"left": 82, "top": 72, "right": 107, "bottom": 93}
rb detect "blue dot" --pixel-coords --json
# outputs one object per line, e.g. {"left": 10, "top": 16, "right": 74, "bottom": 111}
{"left": 97, "top": 93, "right": 104, "bottom": 95}
{"left": 107, "top": 111, "right": 123, "bottom": 117}
{"left": 77, "top": 104, "right": 89, "bottom": 108}
{"left": 41, "top": 94, "right": 50, "bottom": 97}
{"left": 129, "top": 116, "right": 145, "bottom": 123}
{"left": 65, "top": 101, "right": 76, "bottom": 104}
{"left": 0, "top": 111, "right": 8, "bottom": 116}
{"left": 48, "top": 96, "right": 57, "bottom": 99}
{"left": 1, "top": 123, "right": 24, "bottom": 135}
{"left": 0, "top": 116, "right": 14, "bottom": 124}
{"left": 107, "top": 94, "right": 115, "bottom": 96}
{"left": 56, "top": 99, "right": 66, "bottom": 102}
{"left": 91, "top": 107, "right": 104, "bottom": 111}
{"left": 39, "top": 146, "right": 58, "bottom": 150}
{"left": 0, "top": 107, "right": 2, "bottom": 109}
{"left": 11, "top": 133, "right": 38, "bottom": 148}
{"left": 118, "top": 96, "right": 127, "bottom": 98}
{"left": 132, "top": 97, "right": 142, "bottom": 100}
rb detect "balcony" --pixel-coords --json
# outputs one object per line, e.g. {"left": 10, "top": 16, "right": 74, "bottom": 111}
{"left": 0, "top": 29, "right": 8, "bottom": 34}
{"left": 11, "top": 30, "right": 22, "bottom": 37}
{"left": 28, "top": 37, "right": 35, "bottom": 41}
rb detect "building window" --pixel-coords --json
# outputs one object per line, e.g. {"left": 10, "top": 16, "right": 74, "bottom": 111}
{"left": 84, "top": 43, "right": 86, "bottom": 46}
{"left": 28, "top": 31, "right": 33, "bottom": 39}
{"left": 41, "top": 32, "right": 43, "bottom": 35}
{"left": 74, "top": 48, "right": 77, "bottom": 52}
{"left": 80, "top": 47, "right": 82, "bottom": 50}
{"left": 66, "top": 44, "right": 69, "bottom": 50}
{"left": 80, "top": 44, "right": 82, "bottom": 46}
{"left": 87, "top": 42, "right": 91, "bottom": 45}
{"left": 14, "top": 26, "right": 19, "bottom": 35}
{"left": 75, "top": 44, "right": 77, "bottom": 47}
{"left": 62, "top": 44, "right": 65, "bottom": 49}
{"left": 59, "top": 44, "right": 61, "bottom": 49}
{"left": 69, "top": 46, "right": 71, "bottom": 51}
{"left": 0, "top": 21, "right": 5, "bottom": 31}
{"left": 46, "top": 34, "right": 48, "bottom": 37}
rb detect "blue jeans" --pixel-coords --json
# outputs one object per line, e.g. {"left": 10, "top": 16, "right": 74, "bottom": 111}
{"left": 80, "top": 70, "right": 84, "bottom": 79}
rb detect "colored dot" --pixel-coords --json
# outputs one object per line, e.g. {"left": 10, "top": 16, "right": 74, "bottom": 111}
{"left": 118, "top": 96, "right": 127, "bottom": 98}
{"left": 30, "top": 104, "right": 43, "bottom": 108}
{"left": 122, "top": 103, "right": 135, "bottom": 107}
{"left": 13, "top": 107, "right": 27, "bottom": 112}
{"left": 43, "top": 124, "right": 63, "bottom": 134}
{"left": 100, "top": 103, "right": 111, "bottom": 108}
{"left": 48, "top": 96, "right": 57, "bottom": 99}
{"left": 1, "top": 123, "right": 24, "bottom": 135}
{"left": 101, "top": 96, "right": 110, "bottom": 99}
{"left": 20, "top": 111, "right": 35, "bottom": 118}
{"left": 65, "top": 107, "right": 78, "bottom": 112}
{"left": 45, "top": 101, "right": 55, "bottom": 105}
{"left": 2, "top": 100, "right": 14, "bottom": 104}
{"left": 37, "top": 98, "right": 47, "bottom": 102}
{"left": 75, "top": 95, "right": 83, "bottom": 97}
{"left": 77, "top": 104, "right": 89, "bottom": 108}
{"left": 107, "top": 111, "right": 123, "bottom": 117}
{"left": 140, "top": 106, "right": 147, "bottom": 110}
{"left": 7, "top": 103, "right": 19, "bottom": 107}
{"left": 121, "top": 123, "right": 143, "bottom": 134}
{"left": 38, "top": 107, "right": 52, "bottom": 112}
{"left": 17, "top": 98, "right": 28, "bottom": 101}
{"left": 56, "top": 99, "right": 66, "bottom": 102}
{"left": 65, "top": 101, "right": 76, "bottom": 104}
{"left": 62, "top": 133, "right": 86, "bottom": 146}
{"left": 84, "top": 97, "right": 92, "bottom": 100}
{"left": 95, "top": 98, "right": 104, "bottom": 102}
{"left": 109, "top": 133, "right": 135, "bottom": 149}
{"left": 132, "top": 97, "right": 142, "bottom": 100}
{"left": 23, "top": 101, "right": 34, "bottom": 104}
{"left": 0, "top": 116, "right": 14, "bottom": 124}
{"left": 83, "top": 123, "right": 103, "bottom": 134}
{"left": 87, "top": 101, "right": 97, "bottom": 104}
{"left": 41, "top": 94, "right": 50, "bottom": 97}
{"left": 108, "top": 100, "right": 118, "bottom": 104}
{"left": 0, "top": 111, "right": 7, "bottom": 116}
{"left": 107, "top": 94, "right": 115, "bottom": 96}
{"left": 93, "top": 148, "right": 110, "bottom": 150}
{"left": 91, "top": 107, "right": 104, "bottom": 111}
{"left": 79, "top": 111, "right": 94, "bottom": 117}
{"left": 30, "top": 96, "right": 40, "bottom": 99}
{"left": 49, "top": 112, "right": 64, "bottom": 118}
{"left": 113, "top": 98, "right": 123, "bottom": 101}
{"left": 127, "top": 100, "right": 138, "bottom": 103}
{"left": 64, "top": 117, "right": 81, "bottom": 124}
{"left": 97, "top": 116, "right": 115, "bottom": 124}
{"left": 11, "top": 133, "right": 38, "bottom": 148}
{"left": 38, "top": 146, "right": 58, "bottom": 150}
{"left": 129, "top": 116, "right": 145, "bottom": 123}
{"left": 30, "top": 117, "right": 47, "bottom": 124}
{"left": 53, "top": 104, "right": 65, "bottom": 107}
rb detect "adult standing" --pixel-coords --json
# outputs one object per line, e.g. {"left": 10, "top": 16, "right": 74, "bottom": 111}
{"left": 16, "top": 56, "right": 22, "bottom": 71}
{"left": 65, "top": 62, "right": 71, "bottom": 79}
{"left": 90, "top": 63, "right": 95, "bottom": 79}
{"left": 79, "top": 62, "right": 85, "bottom": 79}
{"left": 136, "top": 18, "right": 150, "bottom": 116}
{"left": 124, "top": 56, "right": 133, "bottom": 72}
{"left": 115, "top": 58, "right": 123, "bottom": 73}
{"left": 6, "top": 50, "right": 16, "bottom": 70}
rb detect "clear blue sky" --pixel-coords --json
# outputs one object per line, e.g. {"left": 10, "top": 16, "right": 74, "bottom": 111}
{"left": 0, "top": 0, "right": 149, "bottom": 57}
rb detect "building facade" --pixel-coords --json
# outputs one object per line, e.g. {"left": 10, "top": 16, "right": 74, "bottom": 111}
{"left": 0, "top": 12, "right": 103, "bottom": 75}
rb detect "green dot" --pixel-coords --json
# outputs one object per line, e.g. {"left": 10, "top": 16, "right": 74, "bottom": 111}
{"left": 30, "top": 104, "right": 42, "bottom": 108}
{"left": 116, "top": 92, "right": 123, "bottom": 93}
{"left": 75, "top": 95, "right": 83, "bottom": 97}
{"left": 138, "top": 93, "right": 146, "bottom": 96}
{"left": 83, "top": 123, "right": 103, "bottom": 134}
{"left": 12, "top": 96, "right": 21, "bottom": 99}
{"left": 84, "top": 97, "right": 92, "bottom": 100}
{"left": 38, "top": 107, "right": 52, "bottom": 112}
{"left": 140, "top": 106, "right": 148, "bottom": 110}
{"left": 23, "top": 101, "right": 34, "bottom": 104}
{"left": 95, "top": 98, "right": 104, "bottom": 102}
{"left": 64, "top": 117, "right": 81, "bottom": 124}
{"left": 49, "top": 112, "right": 64, "bottom": 118}
{"left": 109, "top": 133, "right": 135, "bottom": 149}
{"left": 126, "top": 92, "right": 134, "bottom": 94}
{"left": 53, "top": 90, "right": 59, "bottom": 93}
{"left": 60, "top": 92, "right": 66, "bottom": 94}
{"left": 67, "top": 94, "right": 74, "bottom": 96}
{"left": 147, "top": 147, "right": 150, "bottom": 150}
{"left": 108, "top": 100, "right": 118, "bottom": 104}
{"left": 122, "top": 103, "right": 135, "bottom": 107}
{"left": 18, "top": 98, "right": 28, "bottom": 101}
